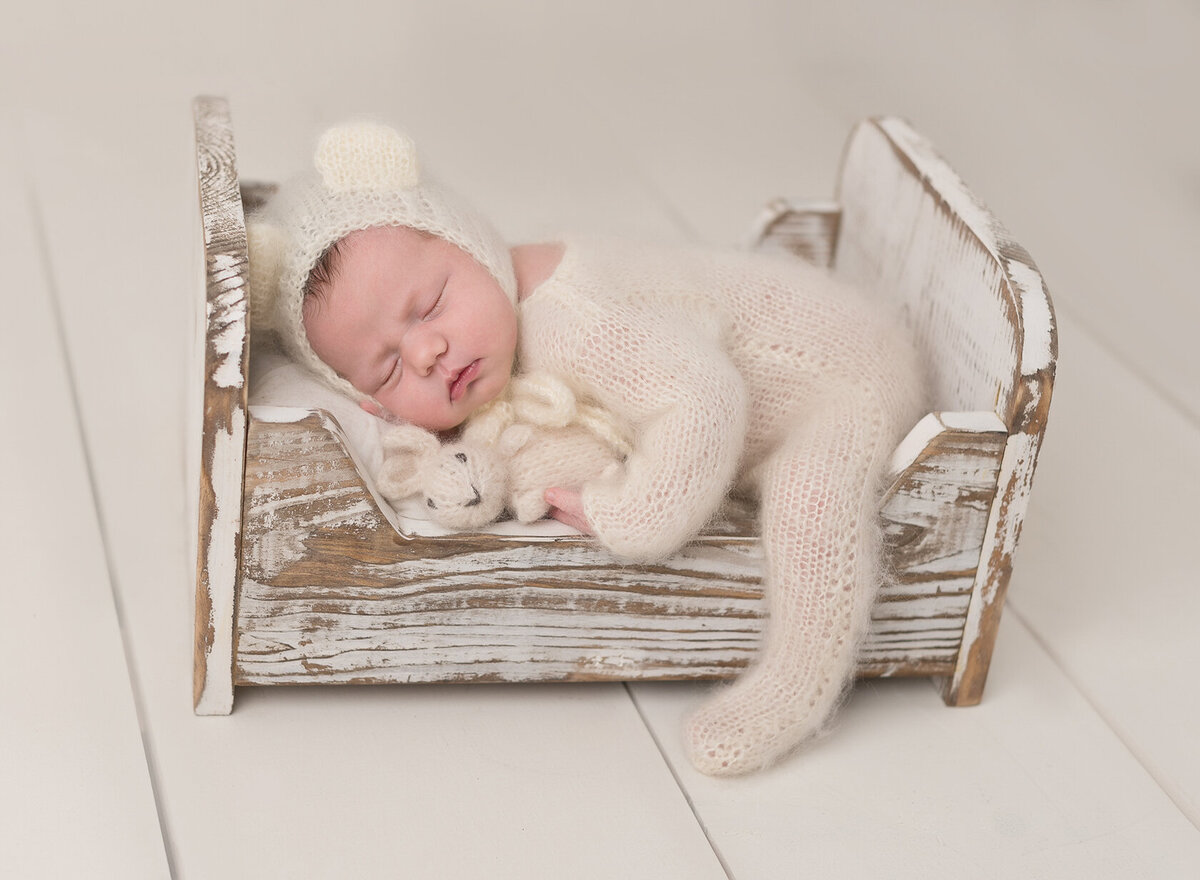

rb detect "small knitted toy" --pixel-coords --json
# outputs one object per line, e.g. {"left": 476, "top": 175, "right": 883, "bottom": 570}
{"left": 376, "top": 372, "right": 627, "bottom": 529}
{"left": 375, "top": 423, "right": 506, "bottom": 530}
{"left": 468, "top": 373, "right": 628, "bottom": 523}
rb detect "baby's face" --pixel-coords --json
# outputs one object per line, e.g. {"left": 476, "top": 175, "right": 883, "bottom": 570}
{"left": 303, "top": 225, "right": 517, "bottom": 431}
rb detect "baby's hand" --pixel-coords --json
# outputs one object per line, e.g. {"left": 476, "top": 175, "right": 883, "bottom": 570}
{"left": 544, "top": 488, "right": 593, "bottom": 535}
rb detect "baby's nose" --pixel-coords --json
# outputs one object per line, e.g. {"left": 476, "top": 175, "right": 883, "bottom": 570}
{"left": 406, "top": 326, "right": 447, "bottom": 375}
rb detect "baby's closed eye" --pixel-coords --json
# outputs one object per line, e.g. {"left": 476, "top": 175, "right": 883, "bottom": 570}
{"left": 423, "top": 284, "right": 447, "bottom": 320}
{"left": 379, "top": 357, "right": 402, "bottom": 390}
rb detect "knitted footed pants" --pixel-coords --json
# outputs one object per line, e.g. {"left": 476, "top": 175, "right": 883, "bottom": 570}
{"left": 685, "top": 387, "right": 899, "bottom": 776}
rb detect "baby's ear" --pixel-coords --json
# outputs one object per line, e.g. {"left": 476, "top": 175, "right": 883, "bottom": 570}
{"left": 315, "top": 122, "right": 420, "bottom": 192}
{"left": 245, "top": 219, "right": 287, "bottom": 330}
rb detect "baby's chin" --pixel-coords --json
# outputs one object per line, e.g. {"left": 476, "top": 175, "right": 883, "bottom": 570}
{"left": 407, "top": 406, "right": 474, "bottom": 435}
{"left": 383, "top": 374, "right": 511, "bottom": 433}
{"left": 399, "top": 413, "right": 463, "bottom": 434}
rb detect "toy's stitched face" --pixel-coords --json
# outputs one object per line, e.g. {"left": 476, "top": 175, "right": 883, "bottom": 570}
{"left": 303, "top": 225, "right": 517, "bottom": 432}
{"left": 423, "top": 445, "right": 505, "bottom": 528}
{"left": 426, "top": 452, "right": 481, "bottom": 511}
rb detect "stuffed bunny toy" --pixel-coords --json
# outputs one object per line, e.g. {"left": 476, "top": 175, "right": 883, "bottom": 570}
{"left": 376, "top": 372, "right": 627, "bottom": 530}
{"left": 375, "top": 424, "right": 507, "bottom": 529}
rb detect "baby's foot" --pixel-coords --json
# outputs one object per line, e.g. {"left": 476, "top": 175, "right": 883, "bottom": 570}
{"left": 683, "top": 671, "right": 836, "bottom": 776}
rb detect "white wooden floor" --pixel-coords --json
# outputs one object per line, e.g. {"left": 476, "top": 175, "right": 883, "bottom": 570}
{"left": 4, "top": 2, "right": 1199, "bottom": 877}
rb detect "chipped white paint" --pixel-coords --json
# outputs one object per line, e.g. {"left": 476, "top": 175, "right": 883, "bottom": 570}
{"left": 829, "top": 118, "right": 1055, "bottom": 703}
{"left": 833, "top": 117, "right": 1056, "bottom": 704}
{"left": 889, "top": 413, "right": 949, "bottom": 474}
{"left": 877, "top": 115, "right": 1056, "bottom": 381}
{"left": 251, "top": 404, "right": 407, "bottom": 535}
{"left": 876, "top": 118, "right": 999, "bottom": 255}
{"left": 887, "top": 411, "right": 1007, "bottom": 476}
{"left": 194, "top": 410, "right": 243, "bottom": 715}
{"left": 248, "top": 404, "right": 317, "bottom": 424}
{"left": 208, "top": 252, "right": 248, "bottom": 389}
{"left": 193, "top": 96, "right": 251, "bottom": 715}
{"left": 233, "top": 410, "right": 993, "bottom": 686}
{"left": 938, "top": 410, "right": 1009, "bottom": 432}
{"left": 835, "top": 120, "right": 1023, "bottom": 423}
{"left": 745, "top": 198, "right": 841, "bottom": 267}
{"left": 582, "top": 655, "right": 641, "bottom": 673}
{"left": 948, "top": 425, "right": 1043, "bottom": 696}
{"left": 1006, "top": 258, "right": 1056, "bottom": 373}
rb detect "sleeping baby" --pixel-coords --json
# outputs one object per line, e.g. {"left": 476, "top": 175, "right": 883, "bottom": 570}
{"left": 248, "top": 121, "right": 925, "bottom": 776}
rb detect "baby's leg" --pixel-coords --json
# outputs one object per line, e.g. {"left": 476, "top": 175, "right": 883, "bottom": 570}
{"left": 685, "top": 389, "right": 898, "bottom": 775}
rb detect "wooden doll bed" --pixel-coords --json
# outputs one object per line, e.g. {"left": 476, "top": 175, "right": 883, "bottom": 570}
{"left": 192, "top": 96, "right": 1057, "bottom": 716}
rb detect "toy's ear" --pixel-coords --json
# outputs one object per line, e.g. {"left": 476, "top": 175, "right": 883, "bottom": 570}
{"left": 497, "top": 423, "right": 534, "bottom": 458}
{"left": 511, "top": 372, "right": 576, "bottom": 427}
{"left": 245, "top": 219, "right": 287, "bottom": 330}
{"left": 315, "top": 122, "right": 420, "bottom": 193}
{"left": 376, "top": 423, "right": 440, "bottom": 501}
{"left": 381, "top": 423, "right": 440, "bottom": 458}
{"left": 461, "top": 400, "right": 514, "bottom": 447}
{"left": 376, "top": 457, "right": 422, "bottom": 503}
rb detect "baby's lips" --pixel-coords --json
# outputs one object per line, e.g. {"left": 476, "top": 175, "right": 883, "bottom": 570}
{"left": 449, "top": 359, "right": 481, "bottom": 402}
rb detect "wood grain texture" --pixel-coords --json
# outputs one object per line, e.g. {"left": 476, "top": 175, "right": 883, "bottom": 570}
{"left": 193, "top": 96, "right": 250, "bottom": 714}
{"left": 745, "top": 198, "right": 840, "bottom": 268}
{"left": 231, "top": 410, "right": 1003, "bottom": 685}
{"left": 833, "top": 118, "right": 1057, "bottom": 705}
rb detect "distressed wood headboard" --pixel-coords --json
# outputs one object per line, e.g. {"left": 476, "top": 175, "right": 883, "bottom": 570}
{"left": 193, "top": 96, "right": 249, "bottom": 714}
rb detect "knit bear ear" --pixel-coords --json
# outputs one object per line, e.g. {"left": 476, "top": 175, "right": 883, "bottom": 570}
{"left": 315, "top": 122, "right": 421, "bottom": 193}
{"left": 246, "top": 219, "right": 287, "bottom": 329}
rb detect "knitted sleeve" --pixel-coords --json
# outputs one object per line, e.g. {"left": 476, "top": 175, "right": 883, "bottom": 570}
{"left": 571, "top": 311, "right": 748, "bottom": 563}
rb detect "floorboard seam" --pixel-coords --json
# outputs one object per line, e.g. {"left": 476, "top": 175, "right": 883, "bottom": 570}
{"left": 1007, "top": 600, "right": 1200, "bottom": 832}
{"left": 611, "top": 158, "right": 737, "bottom": 877}
{"left": 1053, "top": 298, "right": 1200, "bottom": 433}
{"left": 623, "top": 684, "right": 735, "bottom": 880}
{"left": 27, "top": 184, "right": 180, "bottom": 879}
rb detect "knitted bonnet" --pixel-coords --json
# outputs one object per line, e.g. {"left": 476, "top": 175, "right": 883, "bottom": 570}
{"left": 247, "top": 121, "right": 518, "bottom": 403}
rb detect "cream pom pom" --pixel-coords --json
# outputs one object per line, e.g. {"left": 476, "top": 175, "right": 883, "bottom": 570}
{"left": 315, "top": 122, "right": 420, "bottom": 192}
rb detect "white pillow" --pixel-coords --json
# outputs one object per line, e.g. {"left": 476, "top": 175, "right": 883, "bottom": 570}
{"left": 249, "top": 345, "right": 386, "bottom": 476}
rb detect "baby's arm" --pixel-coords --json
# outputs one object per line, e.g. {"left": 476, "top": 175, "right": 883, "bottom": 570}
{"left": 543, "top": 488, "right": 591, "bottom": 534}
{"left": 568, "top": 321, "right": 747, "bottom": 563}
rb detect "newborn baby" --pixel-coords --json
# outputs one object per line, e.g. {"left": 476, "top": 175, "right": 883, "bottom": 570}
{"left": 249, "top": 122, "right": 924, "bottom": 776}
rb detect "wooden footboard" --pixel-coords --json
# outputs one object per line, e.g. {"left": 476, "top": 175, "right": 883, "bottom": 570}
{"left": 232, "top": 408, "right": 1005, "bottom": 685}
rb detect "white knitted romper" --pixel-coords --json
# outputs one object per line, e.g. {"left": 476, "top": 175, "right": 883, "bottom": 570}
{"left": 518, "top": 237, "right": 925, "bottom": 775}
